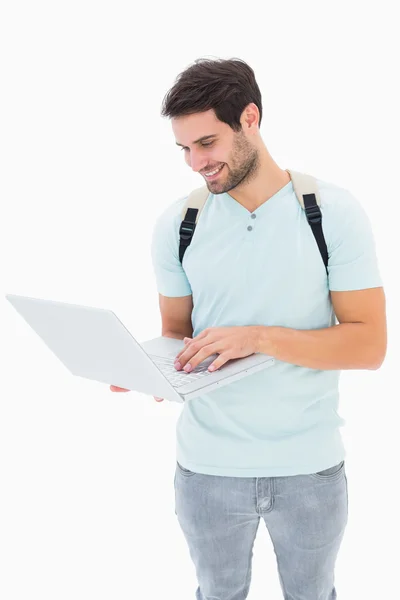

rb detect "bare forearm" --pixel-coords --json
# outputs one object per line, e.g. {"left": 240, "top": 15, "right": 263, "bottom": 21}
{"left": 254, "top": 323, "right": 384, "bottom": 370}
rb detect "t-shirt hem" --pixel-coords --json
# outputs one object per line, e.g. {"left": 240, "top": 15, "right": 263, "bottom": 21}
{"left": 176, "top": 456, "right": 347, "bottom": 477}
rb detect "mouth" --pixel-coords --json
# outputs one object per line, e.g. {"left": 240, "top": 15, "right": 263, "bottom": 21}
{"left": 203, "top": 164, "right": 225, "bottom": 180}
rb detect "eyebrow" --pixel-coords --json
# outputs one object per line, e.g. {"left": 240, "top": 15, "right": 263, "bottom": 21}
{"left": 175, "top": 134, "right": 218, "bottom": 148}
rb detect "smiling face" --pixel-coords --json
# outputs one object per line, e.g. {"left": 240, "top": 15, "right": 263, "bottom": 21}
{"left": 172, "top": 108, "right": 261, "bottom": 194}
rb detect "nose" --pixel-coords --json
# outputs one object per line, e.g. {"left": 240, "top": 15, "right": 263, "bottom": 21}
{"left": 188, "top": 151, "right": 208, "bottom": 173}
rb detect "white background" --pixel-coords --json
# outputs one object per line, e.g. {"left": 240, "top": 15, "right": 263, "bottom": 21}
{"left": 1, "top": 1, "right": 399, "bottom": 598}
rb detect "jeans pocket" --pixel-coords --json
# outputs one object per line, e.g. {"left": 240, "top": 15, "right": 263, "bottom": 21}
{"left": 310, "top": 460, "right": 345, "bottom": 480}
{"left": 176, "top": 461, "right": 196, "bottom": 477}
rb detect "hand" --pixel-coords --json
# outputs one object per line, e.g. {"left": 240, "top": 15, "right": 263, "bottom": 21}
{"left": 110, "top": 385, "right": 164, "bottom": 403}
{"left": 110, "top": 385, "right": 131, "bottom": 392}
{"left": 174, "top": 326, "right": 260, "bottom": 373}
{"left": 151, "top": 337, "right": 191, "bottom": 401}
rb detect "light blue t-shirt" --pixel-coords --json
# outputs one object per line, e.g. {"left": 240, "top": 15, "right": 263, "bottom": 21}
{"left": 151, "top": 177, "right": 383, "bottom": 477}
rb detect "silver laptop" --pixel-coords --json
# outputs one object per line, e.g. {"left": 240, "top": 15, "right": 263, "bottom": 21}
{"left": 5, "top": 294, "right": 275, "bottom": 403}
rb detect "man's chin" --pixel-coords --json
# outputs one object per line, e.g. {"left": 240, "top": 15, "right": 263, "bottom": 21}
{"left": 206, "top": 182, "right": 226, "bottom": 194}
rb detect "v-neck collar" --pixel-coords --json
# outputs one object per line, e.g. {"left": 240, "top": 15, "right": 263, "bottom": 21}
{"left": 222, "top": 180, "right": 293, "bottom": 218}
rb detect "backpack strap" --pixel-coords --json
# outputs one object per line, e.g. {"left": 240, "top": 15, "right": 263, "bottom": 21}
{"left": 178, "top": 170, "right": 328, "bottom": 275}
{"left": 285, "top": 169, "right": 328, "bottom": 275}
{"left": 179, "top": 186, "right": 210, "bottom": 264}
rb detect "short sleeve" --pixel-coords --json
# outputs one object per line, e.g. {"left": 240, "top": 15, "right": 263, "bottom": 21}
{"left": 326, "top": 191, "right": 383, "bottom": 291}
{"left": 151, "top": 205, "right": 192, "bottom": 298}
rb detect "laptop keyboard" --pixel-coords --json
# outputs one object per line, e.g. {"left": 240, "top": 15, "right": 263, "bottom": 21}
{"left": 150, "top": 356, "right": 214, "bottom": 388}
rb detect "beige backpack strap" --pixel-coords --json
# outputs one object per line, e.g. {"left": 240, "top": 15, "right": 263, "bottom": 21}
{"left": 178, "top": 172, "right": 328, "bottom": 274}
{"left": 180, "top": 185, "right": 210, "bottom": 221}
{"left": 285, "top": 168, "right": 328, "bottom": 274}
{"left": 285, "top": 168, "right": 321, "bottom": 208}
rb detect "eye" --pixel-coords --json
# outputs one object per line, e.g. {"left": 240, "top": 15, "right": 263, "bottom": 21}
{"left": 180, "top": 141, "right": 214, "bottom": 152}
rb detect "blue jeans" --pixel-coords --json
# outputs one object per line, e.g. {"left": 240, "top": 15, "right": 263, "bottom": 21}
{"left": 174, "top": 460, "right": 348, "bottom": 600}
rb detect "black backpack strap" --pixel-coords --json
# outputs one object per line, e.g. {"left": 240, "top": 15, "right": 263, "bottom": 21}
{"left": 303, "top": 192, "right": 329, "bottom": 275}
{"left": 178, "top": 186, "right": 210, "bottom": 264}
{"left": 178, "top": 174, "right": 329, "bottom": 275}
{"left": 179, "top": 208, "right": 198, "bottom": 264}
{"left": 286, "top": 169, "right": 329, "bottom": 276}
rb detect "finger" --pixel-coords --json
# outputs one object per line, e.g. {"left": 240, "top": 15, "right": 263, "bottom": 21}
{"left": 176, "top": 331, "right": 207, "bottom": 360}
{"left": 207, "top": 353, "right": 230, "bottom": 372}
{"left": 154, "top": 396, "right": 164, "bottom": 402}
{"left": 175, "top": 341, "right": 204, "bottom": 368}
{"left": 176, "top": 339, "right": 192, "bottom": 361}
{"left": 174, "top": 348, "right": 195, "bottom": 369}
{"left": 194, "top": 330, "right": 209, "bottom": 342}
{"left": 175, "top": 341, "right": 206, "bottom": 369}
{"left": 175, "top": 348, "right": 188, "bottom": 362}
{"left": 182, "top": 343, "right": 219, "bottom": 372}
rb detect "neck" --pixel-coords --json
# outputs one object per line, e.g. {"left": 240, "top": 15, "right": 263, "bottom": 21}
{"left": 227, "top": 148, "right": 291, "bottom": 212}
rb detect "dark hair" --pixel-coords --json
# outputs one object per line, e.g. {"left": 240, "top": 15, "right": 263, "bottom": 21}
{"left": 160, "top": 57, "right": 263, "bottom": 132}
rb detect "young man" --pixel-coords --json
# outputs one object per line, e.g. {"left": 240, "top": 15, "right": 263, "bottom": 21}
{"left": 151, "top": 57, "right": 387, "bottom": 599}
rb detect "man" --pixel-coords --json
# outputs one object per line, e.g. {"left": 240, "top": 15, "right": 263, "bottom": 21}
{"left": 114, "top": 57, "right": 387, "bottom": 599}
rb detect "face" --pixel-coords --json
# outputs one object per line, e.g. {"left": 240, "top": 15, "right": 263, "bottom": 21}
{"left": 172, "top": 107, "right": 260, "bottom": 195}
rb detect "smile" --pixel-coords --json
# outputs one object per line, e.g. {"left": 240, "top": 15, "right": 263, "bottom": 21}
{"left": 204, "top": 164, "right": 224, "bottom": 179}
